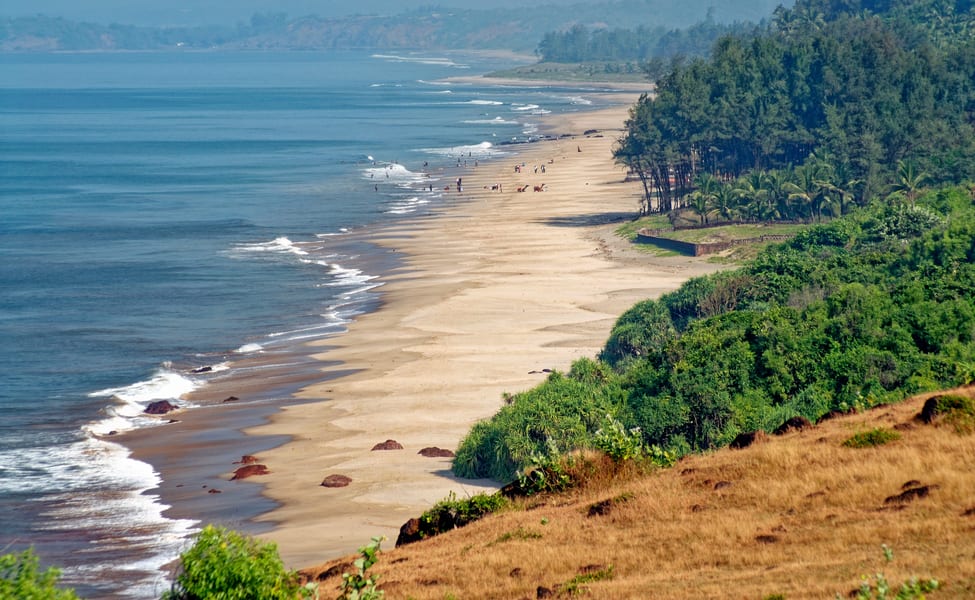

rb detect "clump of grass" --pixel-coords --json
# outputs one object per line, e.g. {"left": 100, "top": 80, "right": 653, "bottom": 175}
{"left": 932, "top": 394, "right": 975, "bottom": 433}
{"left": 560, "top": 565, "right": 615, "bottom": 595}
{"left": 418, "top": 492, "right": 508, "bottom": 538}
{"left": 490, "top": 527, "right": 543, "bottom": 545}
{"left": 843, "top": 427, "right": 901, "bottom": 448}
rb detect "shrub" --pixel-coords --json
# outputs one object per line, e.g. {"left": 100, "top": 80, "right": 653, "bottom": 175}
{"left": 339, "top": 536, "right": 384, "bottom": 600}
{"left": 840, "top": 545, "right": 939, "bottom": 600}
{"left": 593, "top": 414, "right": 644, "bottom": 462}
{"left": 0, "top": 548, "right": 79, "bottom": 600}
{"left": 162, "top": 525, "right": 308, "bottom": 600}
{"left": 929, "top": 394, "right": 975, "bottom": 433}
{"left": 843, "top": 428, "right": 901, "bottom": 448}
{"left": 418, "top": 492, "right": 508, "bottom": 537}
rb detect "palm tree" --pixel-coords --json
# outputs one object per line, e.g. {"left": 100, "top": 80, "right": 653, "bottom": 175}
{"left": 687, "top": 172, "right": 720, "bottom": 225}
{"left": 712, "top": 183, "right": 740, "bottom": 223}
{"left": 734, "top": 171, "right": 770, "bottom": 222}
{"left": 888, "top": 159, "right": 931, "bottom": 206}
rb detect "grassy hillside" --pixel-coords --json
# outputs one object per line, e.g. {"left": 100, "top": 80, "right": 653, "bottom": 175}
{"left": 303, "top": 388, "right": 975, "bottom": 598}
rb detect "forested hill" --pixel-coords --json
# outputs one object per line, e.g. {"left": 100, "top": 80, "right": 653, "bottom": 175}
{"left": 0, "top": 0, "right": 784, "bottom": 52}
{"left": 615, "top": 0, "right": 975, "bottom": 215}
{"left": 454, "top": 0, "right": 975, "bottom": 483}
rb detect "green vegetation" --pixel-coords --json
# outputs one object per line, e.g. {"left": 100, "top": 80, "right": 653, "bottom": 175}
{"left": 418, "top": 492, "right": 509, "bottom": 537}
{"left": 927, "top": 394, "right": 975, "bottom": 433}
{"left": 615, "top": 0, "right": 975, "bottom": 216}
{"left": 536, "top": 19, "right": 756, "bottom": 63}
{"left": 486, "top": 62, "right": 650, "bottom": 83}
{"left": 842, "top": 545, "right": 939, "bottom": 600}
{"left": 491, "top": 527, "right": 544, "bottom": 545}
{"left": 162, "top": 525, "right": 309, "bottom": 600}
{"left": 0, "top": 548, "right": 79, "bottom": 600}
{"left": 843, "top": 427, "right": 902, "bottom": 448}
{"left": 559, "top": 565, "right": 615, "bottom": 595}
{"left": 455, "top": 185, "right": 975, "bottom": 480}
{"left": 454, "top": 0, "right": 975, "bottom": 484}
{"left": 339, "top": 536, "right": 385, "bottom": 600}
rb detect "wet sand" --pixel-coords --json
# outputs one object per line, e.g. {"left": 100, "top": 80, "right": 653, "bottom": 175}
{"left": 241, "top": 102, "right": 727, "bottom": 568}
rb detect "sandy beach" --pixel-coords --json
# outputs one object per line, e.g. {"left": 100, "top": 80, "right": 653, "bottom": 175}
{"left": 238, "top": 100, "right": 726, "bottom": 568}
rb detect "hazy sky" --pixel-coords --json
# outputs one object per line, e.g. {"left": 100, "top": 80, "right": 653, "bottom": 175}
{"left": 4, "top": 0, "right": 590, "bottom": 27}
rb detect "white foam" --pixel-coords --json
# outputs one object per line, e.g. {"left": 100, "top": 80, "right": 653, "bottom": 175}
{"left": 371, "top": 54, "right": 467, "bottom": 68}
{"left": 420, "top": 140, "right": 506, "bottom": 158}
{"left": 325, "top": 262, "right": 379, "bottom": 287}
{"left": 386, "top": 196, "right": 431, "bottom": 214}
{"left": 267, "top": 322, "right": 347, "bottom": 339}
{"left": 466, "top": 99, "right": 504, "bottom": 105}
{"left": 511, "top": 103, "right": 540, "bottom": 112}
{"left": 235, "top": 342, "right": 264, "bottom": 353}
{"left": 363, "top": 162, "right": 425, "bottom": 183}
{"left": 20, "top": 436, "right": 199, "bottom": 597}
{"left": 86, "top": 368, "right": 200, "bottom": 433}
{"left": 463, "top": 116, "right": 519, "bottom": 125}
{"left": 232, "top": 236, "right": 309, "bottom": 257}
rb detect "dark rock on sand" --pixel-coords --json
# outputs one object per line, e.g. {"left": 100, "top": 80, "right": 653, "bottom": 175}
{"left": 235, "top": 455, "right": 260, "bottom": 464}
{"left": 223, "top": 396, "right": 240, "bottom": 403}
{"left": 230, "top": 464, "right": 269, "bottom": 480}
{"left": 208, "top": 488, "right": 222, "bottom": 494}
{"left": 321, "top": 474, "right": 352, "bottom": 488}
{"left": 144, "top": 400, "right": 178, "bottom": 415}
{"left": 418, "top": 447, "right": 455, "bottom": 458}
{"left": 191, "top": 366, "right": 212, "bottom": 373}
{"left": 371, "top": 439, "right": 404, "bottom": 451}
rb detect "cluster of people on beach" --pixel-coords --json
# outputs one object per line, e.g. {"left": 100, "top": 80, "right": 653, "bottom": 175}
{"left": 371, "top": 155, "right": 556, "bottom": 196}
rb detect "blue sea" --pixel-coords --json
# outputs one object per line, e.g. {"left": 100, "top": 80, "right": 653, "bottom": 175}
{"left": 0, "top": 50, "right": 626, "bottom": 598}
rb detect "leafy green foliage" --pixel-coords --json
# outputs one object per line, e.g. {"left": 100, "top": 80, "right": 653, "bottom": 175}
{"left": 418, "top": 492, "right": 508, "bottom": 537}
{"left": 841, "top": 545, "right": 939, "bottom": 600}
{"left": 0, "top": 549, "right": 79, "bottom": 600}
{"left": 615, "top": 1, "right": 975, "bottom": 215}
{"left": 927, "top": 394, "right": 975, "bottom": 433}
{"left": 453, "top": 369, "right": 626, "bottom": 480}
{"left": 455, "top": 190, "right": 975, "bottom": 482}
{"left": 162, "top": 525, "right": 308, "bottom": 600}
{"left": 593, "top": 414, "right": 645, "bottom": 462}
{"left": 559, "top": 565, "right": 615, "bottom": 595}
{"left": 843, "top": 427, "right": 902, "bottom": 448}
{"left": 339, "top": 536, "right": 385, "bottom": 600}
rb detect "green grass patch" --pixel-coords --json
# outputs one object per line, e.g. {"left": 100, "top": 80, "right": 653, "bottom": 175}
{"left": 843, "top": 427, "right": 902, "bottom": 448}
{"left": 662, "top": 223, "right": 807, "bottom": 244}
{"left": 560, "top": 565, "right": 615, "bottom": 595}
{"left": 486, "top": 62, "right": 648, "bottom": 83}
{"left": 490, "top": 527, "right": 544, "bottom": 545}
{"left": 932, "top": 395, "right": 975, "bottom": 433}
{"left": 615, "top": 215, "right": 672, "bottom": 241}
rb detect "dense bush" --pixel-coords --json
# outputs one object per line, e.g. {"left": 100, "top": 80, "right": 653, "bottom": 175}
{"left": 454, "top": 189, "right": 975, "bottom": 481}
{"left": 0, "top": 549, "right": 78, "bottom": 600}
{"left": 162, "top": 525, "right": 308, "bottom": 600}
{"left": 453, "top": 368, "right": 626, "bottom": 480}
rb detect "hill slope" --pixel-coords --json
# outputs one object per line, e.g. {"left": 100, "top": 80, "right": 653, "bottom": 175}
{"left": 303, "top": 388, "right": 975, "bottom": 598}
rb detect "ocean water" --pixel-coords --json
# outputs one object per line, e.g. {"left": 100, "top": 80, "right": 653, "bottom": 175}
{"left": 0, "top": 50, "right": 624, "bottom": 598}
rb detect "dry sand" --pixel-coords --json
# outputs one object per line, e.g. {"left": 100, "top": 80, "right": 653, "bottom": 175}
{"left": 247, "top": 102, "right": 726, "bottom": 568}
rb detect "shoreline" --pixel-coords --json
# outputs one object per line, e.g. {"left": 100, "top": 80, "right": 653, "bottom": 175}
{"left": 244, "top": 101, "right": 727, "bottom": 568}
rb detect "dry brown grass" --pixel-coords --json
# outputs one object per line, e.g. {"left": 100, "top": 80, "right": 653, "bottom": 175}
{"left": 302, "top": 388, "right": 975, "bottom": 599}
